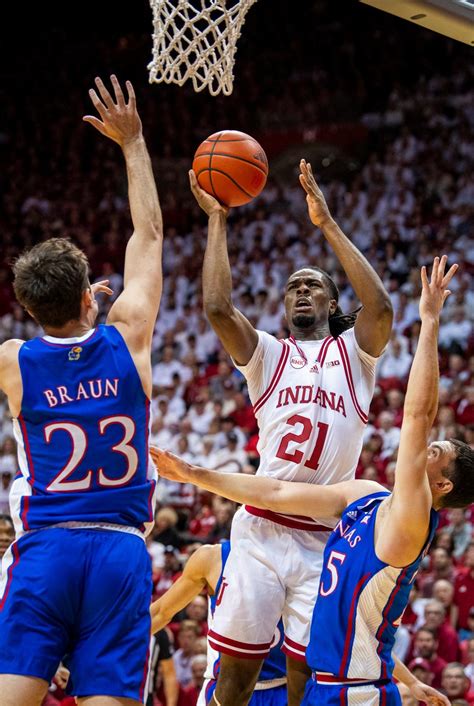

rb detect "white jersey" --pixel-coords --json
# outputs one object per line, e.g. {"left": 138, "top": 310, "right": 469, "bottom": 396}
{"left": 236, "top": 328, "right": 377, "bottom": 528}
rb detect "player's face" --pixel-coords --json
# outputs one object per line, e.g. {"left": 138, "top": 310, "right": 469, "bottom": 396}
{"left": 284, "top": 269, "right": 335, "bottom": 330}
{"left": 0, "top": 521, "right": 14, "bottom": 558}
{"left": 426, "top": 441, "right": 456, "bottom": 482}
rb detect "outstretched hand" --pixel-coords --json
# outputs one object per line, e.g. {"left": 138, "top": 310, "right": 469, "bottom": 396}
{"left": 299, "top": 159, "right": 332, "bottom": 228}
{"left": 83, "top": 75, "right": 142, "bottom": 147}
{"left": 150, "top": 446, "right": 194, "bottom": 483}
{"left": 189, "top": 169, "right": 229, "bottom": 217}
{"left": 409, "top": 680, "right": 450, "bottom": 706}
{"left": 419, "top": 255, "right": 458, "bottom": 321}
{"left": 90, "top": 280, "right": 113, "bottom": 299}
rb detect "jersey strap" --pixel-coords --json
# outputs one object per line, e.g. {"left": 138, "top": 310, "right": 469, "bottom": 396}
{"left": 335, "top": 336, "right": 368, "bottom": 424}
{"left": 253, "top": 340, "right": 290, "bottom": 413}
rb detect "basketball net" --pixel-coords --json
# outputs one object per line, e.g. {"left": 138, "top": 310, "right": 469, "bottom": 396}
{"left": 147, "top": 0, "right": 258, "bottom": 96}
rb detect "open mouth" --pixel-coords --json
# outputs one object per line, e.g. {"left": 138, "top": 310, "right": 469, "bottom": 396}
{"left": 295, "top": 299, "right": 312, "bottom": 311}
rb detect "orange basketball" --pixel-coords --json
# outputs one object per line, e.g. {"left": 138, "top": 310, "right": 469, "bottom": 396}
{"left": 192, "top": 130, "right": 268, "bottom": 207}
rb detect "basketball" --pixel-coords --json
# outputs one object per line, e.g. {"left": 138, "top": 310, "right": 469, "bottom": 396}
{"left": 192, "top": 130, "right": 268, "bottom": 207}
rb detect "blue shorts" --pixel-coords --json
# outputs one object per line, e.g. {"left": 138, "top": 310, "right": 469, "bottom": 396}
{"left": 302, "top": 678, "right": 401, "bottom": 706}
{"left": 0, "top": 527, "right": 152, "bottom": 701}
{"left": 205, "top": 679, "right": 287, "bottom": 706}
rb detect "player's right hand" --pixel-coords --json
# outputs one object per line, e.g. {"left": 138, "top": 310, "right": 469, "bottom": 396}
{"left": 189, "top": 169, "right": 229, "bottom": 217}
{"left": 150, "top": 446, "right": 192, "bottom": 483}
{"left": 409, "top": 680, "right": 450, "bottom": 706}
{"left": 83, "top": 75, "right": 142, "bottom": 147}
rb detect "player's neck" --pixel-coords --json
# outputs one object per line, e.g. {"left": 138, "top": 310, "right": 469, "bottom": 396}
{"left": 289, "top": 323, "right": 331, "bottom": 341}
{"left": 43, "top": 320, "right": 94, "bottom": 340}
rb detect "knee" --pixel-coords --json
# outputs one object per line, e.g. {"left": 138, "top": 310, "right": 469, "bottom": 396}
{"left": 215, "top": 656, "right": 262, "bottom": 703}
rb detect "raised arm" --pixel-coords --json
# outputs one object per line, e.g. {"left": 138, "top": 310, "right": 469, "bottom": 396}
{"left": 376, "top": 256, "right": 458, "bottom": 566}
{"left": 299, "top": 160, "right": 392, "bottom": 357}
{"left": 150, "top": 544, "right": 217, "bottom": 633}
{"left": 84, "top": 76, "right": 163, "bottom": 366}
{"left": 150, "top": 447, "right": 382, "bottom": 520}
{"left": 189, "top": 170, "right": 258, "bottom": 365}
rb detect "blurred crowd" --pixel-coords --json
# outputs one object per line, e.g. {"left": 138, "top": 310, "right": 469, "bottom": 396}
{"left": 0, "top": 2, "right": 473, "bottom": 705}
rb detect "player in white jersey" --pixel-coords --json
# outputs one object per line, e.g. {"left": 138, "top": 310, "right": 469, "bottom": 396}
{"left": 188, "top": 159, "right": 393, "bottom": 705}
{"left": 151, "top": 256, "right": 468, "bottom": 706}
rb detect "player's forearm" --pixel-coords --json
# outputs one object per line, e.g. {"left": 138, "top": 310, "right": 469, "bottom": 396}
{"left": 320, "top": 218, "right": 392, "bottom": 319}
{"left": 122, "top": 136, "right": 163, "bottom": 238}
{"left": 162, "top": 665, "right": 179, "bottom": 706}
{"left": 403, "top": 316, "right": 439, "bottom": 425}
{"left": 203, "top": 211, "right": 235, "bottom": 317}
{"left": 184, "top": 464, "right": 286, "bottom": 509}
{"left": 150, "top": 600, "right": 173, "bottom": 634}
{"left": 392, "top": 655, "right": 418, "bottom": 688}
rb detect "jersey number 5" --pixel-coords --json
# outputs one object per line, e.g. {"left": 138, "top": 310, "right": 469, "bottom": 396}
{"left": 320, "top": 551, "right": 346, "bottom": 597}
{"left": 45, "top": 416, "right": 138, "bottom": 492}
{"left": 275, "top": 414, "right": 329, "bottom": 470}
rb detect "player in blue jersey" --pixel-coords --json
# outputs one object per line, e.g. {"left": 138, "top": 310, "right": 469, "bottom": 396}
{"left": 151, "top": 256, "right": 473, "bottom": 706}
{"left": 150, "top": 541, "right": 287, "bottom": 706}
{"left": 0, "top": 75, "right": 163, "bottom": 706}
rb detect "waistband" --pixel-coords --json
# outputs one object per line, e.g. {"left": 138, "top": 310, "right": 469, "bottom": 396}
{"left": 312, "top": 672, "right": 391, "bottom": 687}
{"left": 22, "top": 522, "right": 145, "bottom": 541}
{"left": 254, "top": 677, "right": 287, "bottom": 691}
{"left": 245, "top": 505, "right": 333, "bottom": 532}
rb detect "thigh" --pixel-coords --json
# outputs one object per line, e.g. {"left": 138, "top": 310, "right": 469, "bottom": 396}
{"left": 282, "top": 535, "right": 325, "bottom": 660}
{"left": 78, "top": 698, "right": 142, "bottom": 706}
{"left": 67, "top": 530, "right": 152, "bottom": 703}
{"left": 211, "top": 526, "right": 286, "bottom": 656}
{"left": 0, "top": 531, "right": 79, "bottom": 683}
{"left": 0, "top": 674, "right": 49, "bottom": 706}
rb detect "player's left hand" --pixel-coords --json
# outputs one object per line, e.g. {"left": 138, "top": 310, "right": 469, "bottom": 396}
{"left": 419, "top": 255, "right": 458, "bottom": 321}
{"left": 150, "top": 447, "right": 192, "bottom": 483}
{"left": 53, "top": 664, "right": 70, "bottom": 689}
{"left": 91, "top": 280, "right": 114, "bottom": 298}
{"left": 299, "top": 159, "right": 333, "bottom": 229}
{"left": 409, "top": 680, "right": 450, "bottom": 706}
{"left": 83, "top": 75, "right": 142, "bottom": 147}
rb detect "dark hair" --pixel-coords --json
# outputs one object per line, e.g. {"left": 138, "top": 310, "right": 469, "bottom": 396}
{"left": 13, "top": 238, "right": 90, "bottom": 328}
{"left": 0, "top": 514, "right": 13, "bottom": 528}
{"left": 416, "top": 626, "right": 437, "bottom": 639}
{"left": 307, "top": 266, "right": 360, "bottom": 338}
{"left": 440, "top": 439, "right": 474, "bottom": 509}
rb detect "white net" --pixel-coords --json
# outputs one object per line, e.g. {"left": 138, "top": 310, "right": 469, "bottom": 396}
{"left": 148, "top": 0, "right": 259, "bottom": 96}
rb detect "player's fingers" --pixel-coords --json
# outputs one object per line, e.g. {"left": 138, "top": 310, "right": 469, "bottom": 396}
{"left": 86, "top": 88, "right": 109, "bottom": 119}
{"left": 125, "top": 80, "right": 136, "bottom": 108}
{"left": 442, "top": 290, "right": 451, "bottom": 304}
{"left": 299, "top": 173, "right": 310, "bottom": 193}
{"left": 441, "top": 262, "right": 458, "bottom": 287}
{"left": 82, "top": 115, "right": 108, "bottom": 135}
{"left": 94, "top": 76, "right": 115, "bottom": 108}
{"left": 437, "top": 254, "right": 448, "bottom": 283}
{"left": 431, "top": 256, "right": 440, "bottom": 284}
{"left": 420, "top": 265, "right": 429, "bottom": 289}
{"left": 110, "top": 74, "right": 125, "bottom": 107}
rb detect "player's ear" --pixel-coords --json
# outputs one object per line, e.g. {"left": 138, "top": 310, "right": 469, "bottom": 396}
{"left": 434, "top": 475, "right": 453, "bottom": 498}
{"left": 329, "top": 299, "right": 337, "bottom": 316}
{"left": 83, "top": 287, "right": 95, "bottom": 309}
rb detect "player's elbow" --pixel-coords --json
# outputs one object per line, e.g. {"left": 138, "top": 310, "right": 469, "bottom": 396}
{"left": 204, "top": 299, "right": 235, "bottom": 322}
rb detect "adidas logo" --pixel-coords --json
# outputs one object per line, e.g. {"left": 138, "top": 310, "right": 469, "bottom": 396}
{"left": 309, "top": 363, "right": 319, "bottom": 373}
{"left": 346, "top": 511, "right": 357, "bottom": 520}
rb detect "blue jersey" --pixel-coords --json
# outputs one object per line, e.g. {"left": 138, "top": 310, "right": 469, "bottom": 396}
{"left": 10, "top": 326, "right": 156, "bottom": 534}
{"left": 307, "top": 492, "right": 438, "bottom": 681}
{"left": 208, "top": 540, "right": 286, "bottom": 684}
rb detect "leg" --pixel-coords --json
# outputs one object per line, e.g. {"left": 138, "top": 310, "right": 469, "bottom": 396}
{"left": 286, "top": 656, "right": 311, "bottom": 706}
{"left": 0, "top": 674, "right": 48, "bottom": 706}
{"left": 211, "top": 655, "right": 263, "bottom": 706}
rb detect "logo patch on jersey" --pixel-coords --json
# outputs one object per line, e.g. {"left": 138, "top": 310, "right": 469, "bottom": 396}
{"left": 68, "top": 346, "right": 82, "bottom": 361}
{"left": 325, "top": 360, "right": 340, "bottom": 368}
{"left": 309, "top": 363, "right": 319, "bottom": 373}
{"left": 290, "top": 355, "right": 306, "bottom": 369}
{"left": 346, "top": 511, "right": 357, "bottom": 520}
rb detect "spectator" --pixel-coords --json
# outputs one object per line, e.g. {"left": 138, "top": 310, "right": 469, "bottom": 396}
{"left": 411, "top": 627, "right": 447, "bottom": 689}
{"left": 0, "top": 513, "right": 14, "bottom": 559}
{"left": 423, "top": 599, "right": 461, "bottom": 664}
{"left": 419, "top": 547, "right": 456, "bottom": 598}
{"left": 446, "top": 509, "right": 473, "bottom": 560}
{"left": 441, "top": 663, "right": 474, "bottom": 704}
{"left": 178, "top": 654, "right": 207, "bottom": 706}
{"left": 432, "top": 579, "right": 458, "bottom": 629}
{"left": 455, "top": 544, "right": 474, "bottom": 635}
{"left": 377, "top": 336, "right": 413, "bottom": 381}
{"left": 408, "top": 657, "right": 434, "bottom": 686}
{"left": 173, "top": 620, "right": 201, "bottom": 687}
{"left": 184, "top": 596, "right": 208, "bottom": 637}
{"left": 154, "top": 508, "right": 182, "bottom": 550}
{"left": 147, "top": 629, "right": 179, "bottom": 706}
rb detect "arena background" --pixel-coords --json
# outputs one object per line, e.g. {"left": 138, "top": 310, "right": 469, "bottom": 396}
{"left": 0, "top": 2, "right": 473, "bottom": 704}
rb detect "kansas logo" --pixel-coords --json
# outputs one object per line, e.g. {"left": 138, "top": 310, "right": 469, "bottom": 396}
{"left": 68, "top": 346, "right": 82, "bottom": 361}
